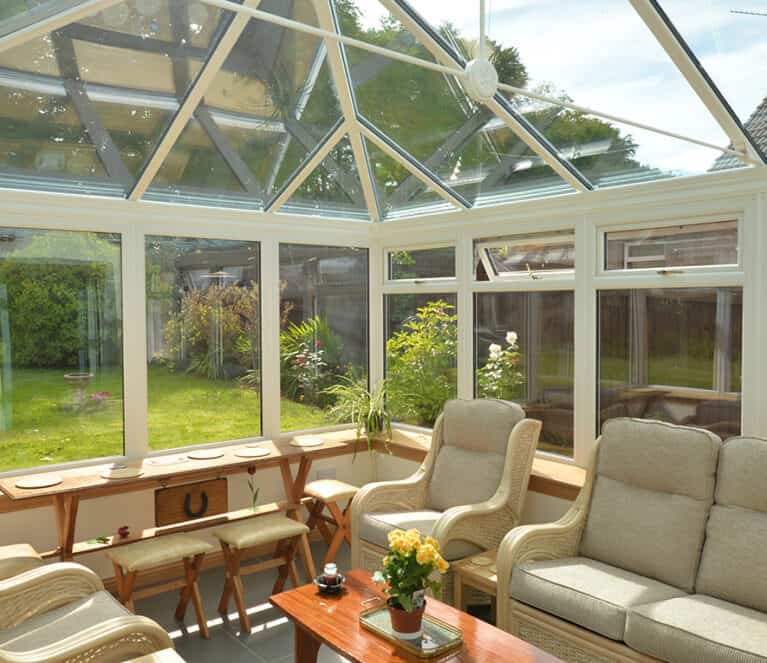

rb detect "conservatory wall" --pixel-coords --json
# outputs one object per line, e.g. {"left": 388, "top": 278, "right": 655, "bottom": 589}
{"left": 0, "top": 163, "right": 765, "bottom": 577}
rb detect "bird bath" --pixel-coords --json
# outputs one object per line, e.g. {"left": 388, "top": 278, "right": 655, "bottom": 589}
{"left": 64, "top": 373, "right": 93, "bottom": 409}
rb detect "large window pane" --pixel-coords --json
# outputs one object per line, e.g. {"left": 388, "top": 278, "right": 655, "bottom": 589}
{"left": 279, "top": 244, "right": 368, "bottom": 431}
{"left": 385, "top": 294, "right": 457, "bottom": 427}
{"left": 475, "top": 292, "right": 574, "bottom": 457}
{"left": 146, "top": 237, "right": 261, "bottom": 450}
{"left": 0, "top": 227, "right": 123, "bottom": 471}
{"left": 604, "top": 221, "right": 738, "bottom": 271}
{"left": 599, "top": 288, "right": 742, "bottom": 439}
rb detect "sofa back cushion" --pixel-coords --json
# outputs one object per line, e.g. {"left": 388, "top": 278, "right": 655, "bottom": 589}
{"left": 580, "top": 418, "right": 721, "bottom": 591}
{"left": 426, "top": 399, "right": 524, "bottom": 511}
{"left": 696, "top": 437, "right": 767, "bottom": 612}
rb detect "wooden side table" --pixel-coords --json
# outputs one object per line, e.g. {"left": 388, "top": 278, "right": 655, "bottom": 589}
{"left": 453, "top": 550, "right": 498, "bottom": 623}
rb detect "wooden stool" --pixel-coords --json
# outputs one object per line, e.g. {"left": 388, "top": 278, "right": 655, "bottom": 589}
{"left": 0, "top": 543, "right": 43, "bottom": 580}
{"left": 108, "top": 534, "right": 213, "bottom": 638}
{"left": 213, "top": 513, "right": 310, "bottom": 634}
{"left": 303, "top": 480, "right": 358, "bottom": 565}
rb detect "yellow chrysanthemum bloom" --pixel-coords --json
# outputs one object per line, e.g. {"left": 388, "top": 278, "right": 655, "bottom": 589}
{"left": 436, "top": 555, "right": 449, "bottom": 574}
{"left": 424, "top": 536, "right": 440, "bottom": 551}
{"left": 387, "top": 529, "right": 405, "bottom": 544}
{"left": 416, "top": 543, "right": 437, "bottom": 565}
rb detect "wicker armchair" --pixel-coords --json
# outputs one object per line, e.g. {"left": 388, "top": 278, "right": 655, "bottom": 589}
{"left": 351, "top": 399, "right": 541, "bottom": 604}
{"left": 0, "top": 562, "right": 174, "bottom": 663}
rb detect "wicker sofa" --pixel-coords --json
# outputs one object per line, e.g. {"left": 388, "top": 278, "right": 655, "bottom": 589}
{"left": 0, "top": 562, "right": 174, "bottom": 663}
{"left": 351, "top": 398, "right": 541, "bottom": 603}
{"left": 496, "top": 418, "right": 767, "bottom": 663}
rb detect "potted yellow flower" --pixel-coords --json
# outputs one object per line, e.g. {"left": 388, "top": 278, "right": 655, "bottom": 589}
{"left": 372, "top": 528, "right": 449, "bottom": 640}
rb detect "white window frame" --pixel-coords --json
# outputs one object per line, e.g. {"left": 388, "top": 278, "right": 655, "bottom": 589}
{"left": 383, "top": 241, "right": 457, "bottom": 288}
{"left": 597, "top": 213, "right": 743, "bottom": 277}
{"left": 474, "top": 231, "right": 577, "bottom": 284}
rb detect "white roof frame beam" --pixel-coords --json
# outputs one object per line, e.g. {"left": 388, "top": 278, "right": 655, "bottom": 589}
{"left": 128, "top": 0, "right": 262, "bottom": 200}
{"left": 313, "top": 0, "right": 380, "bottom": 221}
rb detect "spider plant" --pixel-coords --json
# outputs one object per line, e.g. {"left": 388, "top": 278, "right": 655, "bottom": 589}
{"left": 323, "top": 377, "right": 392, "bottom": 455}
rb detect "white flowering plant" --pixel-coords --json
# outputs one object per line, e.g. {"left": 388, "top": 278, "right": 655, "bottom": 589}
{"left": 476, "top": 331, "right": 525, "bottom": 400}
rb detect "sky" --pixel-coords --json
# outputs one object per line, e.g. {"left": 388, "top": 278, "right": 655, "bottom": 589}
{"left": 352, "top": 0, "right": 767, "bottom": 175}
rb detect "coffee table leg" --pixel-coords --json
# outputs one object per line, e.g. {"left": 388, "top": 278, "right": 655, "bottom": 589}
{"left": 294, "top": 623, "right": 321, "bottom": 663}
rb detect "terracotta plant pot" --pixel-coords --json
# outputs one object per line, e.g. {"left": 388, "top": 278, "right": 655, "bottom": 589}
{"left": 388, "top": 600, "right": 426, "bottom": 640}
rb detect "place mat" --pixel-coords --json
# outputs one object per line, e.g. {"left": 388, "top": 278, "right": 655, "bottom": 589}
{"left": 290, "top": 437, "right": 324, "bottom": 448}
{"left": 15, "top": 475, "right": 63, "bottom": 490}
{"left": 360, "top": 606, "right": 462, "bottom": 658}
{"left": 245, "top": 442, "right": 270, "bottom": 449}
{"left": 147, "top": 455, "right": 189, "bottom": 466}
{"left": 234, "top": 447, "right": 271, "bottom": 458}
{"left": 188, "top": 449, "right": 225, "bottom": 460}
{"left": 101, "top": 465, "right": 144, "bottom": 480}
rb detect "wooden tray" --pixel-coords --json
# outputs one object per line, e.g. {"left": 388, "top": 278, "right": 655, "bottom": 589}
{"left": 359, "top": 605, "right": 463, "bottom": 658}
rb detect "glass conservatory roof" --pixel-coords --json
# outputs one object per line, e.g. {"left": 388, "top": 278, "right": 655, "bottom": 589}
{"left": 0, "top": 0, "right": 764, "bottom": 221}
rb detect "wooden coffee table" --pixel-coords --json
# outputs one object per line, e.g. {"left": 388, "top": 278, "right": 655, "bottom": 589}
{"left": 270, "top": 569, "right": 561, "bottom": 663}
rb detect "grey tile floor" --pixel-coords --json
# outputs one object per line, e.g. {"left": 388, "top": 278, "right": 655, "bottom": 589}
{"left": 135, "top": 542, "right": 349, "bottom": 663}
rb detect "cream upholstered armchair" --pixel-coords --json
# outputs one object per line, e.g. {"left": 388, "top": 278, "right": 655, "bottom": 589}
{"left": 350, "top": 399, "right": 541, "bottom": 602}
{"left": 0, "top": 562, "right": 173, "bottom": 663}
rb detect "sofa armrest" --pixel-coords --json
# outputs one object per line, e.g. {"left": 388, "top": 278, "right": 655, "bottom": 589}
{"left": 0, "top": 563, "right": 104, "bottom": 630}
{"left": 0, "top": 615, "right": 173, "bottom": 663}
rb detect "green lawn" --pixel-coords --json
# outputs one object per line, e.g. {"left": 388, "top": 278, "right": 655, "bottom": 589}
{"left": 0, "top": 367, "right": 328, "bottom": 471}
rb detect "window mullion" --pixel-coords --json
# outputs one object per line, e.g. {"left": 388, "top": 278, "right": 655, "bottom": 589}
{"left": 261, "top": 238, "right": 281, "bottom": 439}
{"left": 457, "top": 235, "right": 473, "bottom": 400}
{"left": 122, "top": 226, "right": 149, "bottom": 460}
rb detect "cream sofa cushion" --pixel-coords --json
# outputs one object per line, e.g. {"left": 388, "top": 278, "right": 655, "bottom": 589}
{"left": 626, "top": 595, "right": 767, "bottom": 663}
{"left": 426, "top": 399, "right": 523, "bottom": 511}
{"left": 213, "top": 513, "right": 309, "bottom": 550}
{"left": 359, "top": 511, "right": 481, "bottom": 561}
{"left": 0, "top": 591, "right": 127, "bottom": 651}
{"left": 510, "top": 557, "right": 687, "bottom": 641}
{"left": 696, "top": 437, "right": 767, "bottom": 613}
{"left": 580, "top": 418, "right": 721, "bottom": 591}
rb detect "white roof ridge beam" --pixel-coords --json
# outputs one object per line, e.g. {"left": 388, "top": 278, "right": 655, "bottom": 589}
{"left": 495, "top": 81, "right": 760, "bottom": 165}
{"left": 128, "top": 0, "right": 262, "bottom": 201}
{"left": 313, "top": 0, "right": 380, "bottom": 221}
{"left": 378, "top": 0, "right": 590, "bottom": 193}
{"left": 267, "top": 120, "right": 348, "bottom": 213}
{"left": 628, "top": 0, "right": 764, "bottom": 165}
{"left": 0, "top": 0, "right": 124, "bottom": 54}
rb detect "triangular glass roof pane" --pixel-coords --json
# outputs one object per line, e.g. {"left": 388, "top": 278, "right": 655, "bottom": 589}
{"left": 281, "top": 135, "right": 369, "bottom": 220}
{"left": 363, "top": 137, "right": 454, "bottom": 220}
{"left": 146, "top": 118, "right": 249, "bottom": 207}
{"left": 0, "top": 81, "right": 120, "bottom": 196}
{"left": 518, "top": 99, "right": 742, "bottom": 188}
{"left": 433, "top": 119, "right": 575, "bottom": 206}
{"left": 341, "top": 3, "right": 478, "bottom": 165}
{"left": 0, "top": 0, "right": 233, "bottom": 195}
{"left": 407, "top": 1, "right": 732, "bottom": 160}
{"left": 203, "top": 0, "right": 343, "bottom": 201}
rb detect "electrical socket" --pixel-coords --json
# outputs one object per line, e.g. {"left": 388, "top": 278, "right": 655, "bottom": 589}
{"left": 316, "top": 468, "right": 336, "bottom": 480}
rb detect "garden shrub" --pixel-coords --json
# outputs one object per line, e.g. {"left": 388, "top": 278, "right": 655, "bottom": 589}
{"left": 163, "top": 282, "right": 260, "bottom": 380}
{"left": 386, "top": 300, "right": 457, "bottom": 427}
{"left": 280, "top": 316, "right": 344, "bottom": 408}
{"left": 0, "top": 261, "right": 118, "bottom": 368}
